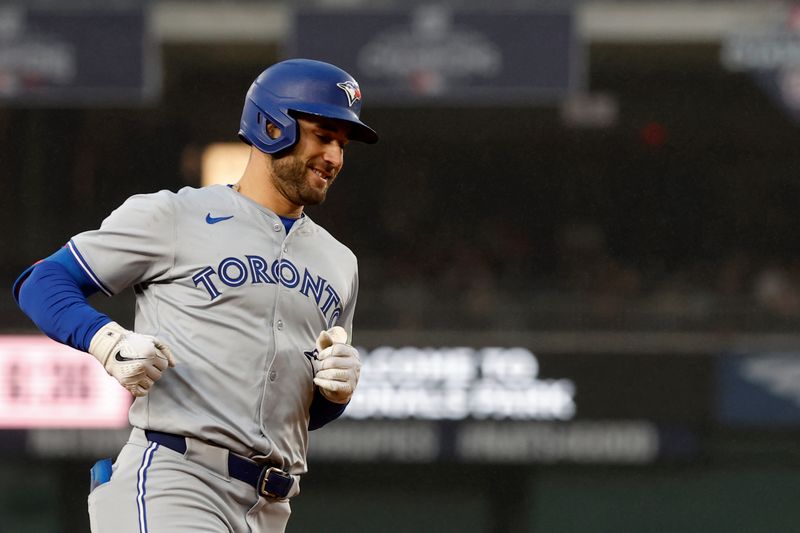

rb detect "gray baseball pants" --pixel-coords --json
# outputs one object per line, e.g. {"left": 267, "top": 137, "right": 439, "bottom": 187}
{"left": 88, "top": 428, "right": 298, "bottom": 533}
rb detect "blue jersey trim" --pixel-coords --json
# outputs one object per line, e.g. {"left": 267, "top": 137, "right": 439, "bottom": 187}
{"left": 67, "top": 240, "right": 113, "bottom": 296}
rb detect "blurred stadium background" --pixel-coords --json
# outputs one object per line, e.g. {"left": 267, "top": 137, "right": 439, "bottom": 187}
{"left": 3, "top": 0, "right": 800, "bottom": 531}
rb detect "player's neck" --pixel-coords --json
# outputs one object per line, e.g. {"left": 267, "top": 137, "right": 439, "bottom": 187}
{"left": 236, "top": 152, "right": 304, "bottom": 218}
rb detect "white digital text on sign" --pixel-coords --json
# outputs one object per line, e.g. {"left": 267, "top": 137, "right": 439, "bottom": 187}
{"left": 346, "top": 346, "right": 575, "bottom": 420}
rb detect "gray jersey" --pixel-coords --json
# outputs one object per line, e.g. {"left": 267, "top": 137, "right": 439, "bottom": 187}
{"left": 70, "top": 184, "right": 358, "bottom": 473}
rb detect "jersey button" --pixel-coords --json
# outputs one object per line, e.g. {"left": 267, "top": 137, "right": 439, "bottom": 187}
{"left": 276, "top": 320, "right": 284, "bottom": 330}
{"left": 272, "top": 223, "right": 281, "bottom": 232}
{"left": 269, "top": 370, "right": 277, "bottom": 382}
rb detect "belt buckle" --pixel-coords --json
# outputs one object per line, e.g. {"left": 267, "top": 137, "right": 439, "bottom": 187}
{"left": 257, "top": 466, "right": 293, "bottom": 500}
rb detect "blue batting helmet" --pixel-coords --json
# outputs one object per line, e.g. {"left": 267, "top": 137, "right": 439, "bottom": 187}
{"left": 238, "top": 58, "right": 378, "bottom": 154}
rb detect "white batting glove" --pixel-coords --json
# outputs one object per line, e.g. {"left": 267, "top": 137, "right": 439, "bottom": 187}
{"left": 313, "top": 326, "right": 361, "bottom": 404}
{"left": 88, "top": 322, "right": 176, "bottom": 397}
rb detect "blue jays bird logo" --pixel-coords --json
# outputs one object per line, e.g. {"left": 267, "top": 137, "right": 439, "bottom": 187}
{"left": 303, "top": 347, "right": 319, "bottom": 363}
{"left": 336, "top": 81, "right": 361, "bottom": 107}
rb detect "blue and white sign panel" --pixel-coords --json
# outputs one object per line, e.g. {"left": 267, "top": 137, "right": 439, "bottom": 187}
{"left": 716, "top": 352, "right": 800, "bottom": 427}
{"left": 290, "top": 5, "right": 582, "bottom": 105}
{"left": 0, "top": 6, "right": 159, "bottom": 105}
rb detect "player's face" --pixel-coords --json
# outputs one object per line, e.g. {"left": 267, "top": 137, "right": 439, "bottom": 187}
{"left": 270, "top": 116, "right": 350, "bottom": 207}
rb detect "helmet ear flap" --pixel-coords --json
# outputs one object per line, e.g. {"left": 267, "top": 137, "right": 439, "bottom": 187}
{"left": 238, "top": 96, "right": 298, "bottom": 154}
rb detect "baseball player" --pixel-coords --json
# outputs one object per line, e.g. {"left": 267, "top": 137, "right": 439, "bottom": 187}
{"left": 13, "top": 58, "right": 378, "bottom": 532}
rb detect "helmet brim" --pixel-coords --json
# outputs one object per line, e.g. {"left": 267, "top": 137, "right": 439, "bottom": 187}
{"left": 288, "top": 103, "right": 378, "bottom": 145}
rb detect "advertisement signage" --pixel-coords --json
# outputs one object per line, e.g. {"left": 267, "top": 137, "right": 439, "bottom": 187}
{"left": 291, "top": 5, "right": 582, "bottom": 104}
{"left": 0, "top": 336, "right": 131, "bottom": 428}
{"left": 345, "top": 346, "right": 575, "bottom": 421}
{"left": 0, "top": 5, "right": 159, "bottom": 105}
{"left": 716, "top": 352, "right": 800, "bottom": 427}
{"left": 2, "top": 338, "right": 707, "bottom": 464}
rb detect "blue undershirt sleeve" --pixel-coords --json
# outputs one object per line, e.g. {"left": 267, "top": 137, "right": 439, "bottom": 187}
{"left": 308, "top": 388, "right": 348, "bottom": 430}
{"left": 44, "top": 246, "right": 102, "bottom": 295}
{"left": 13, "top": 248, "right": 112, "bottom": 352}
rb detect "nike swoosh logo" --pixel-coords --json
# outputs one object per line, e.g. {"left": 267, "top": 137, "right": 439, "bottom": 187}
{"left": 206, "top": 213, "right": 234, "bottom": 224}
{"left": 115, "top": 352, "right": 149, "bottom": 362}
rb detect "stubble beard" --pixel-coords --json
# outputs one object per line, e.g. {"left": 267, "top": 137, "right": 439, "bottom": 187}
{"left": 271, "top": 154, "right": 331, "bottom": 207}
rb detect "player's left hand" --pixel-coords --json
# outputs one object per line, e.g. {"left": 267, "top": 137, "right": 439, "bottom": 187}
{"left": 313, "top": 326, "right": 361, "bottom": 404}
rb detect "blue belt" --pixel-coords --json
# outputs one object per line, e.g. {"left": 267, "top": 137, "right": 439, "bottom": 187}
{"left": 144, "top": 430, "right": 294, "bottom": 499}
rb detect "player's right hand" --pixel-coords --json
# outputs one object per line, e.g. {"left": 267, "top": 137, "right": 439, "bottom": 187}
{"left": 88, "top": 322, "right": 176, "bottom": 397}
